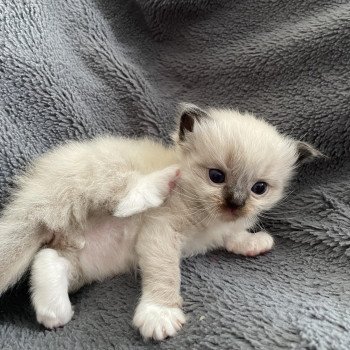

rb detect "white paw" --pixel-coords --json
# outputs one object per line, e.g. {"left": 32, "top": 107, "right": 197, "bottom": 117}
{"left": 133, "top": 301, "right": 186, "bottom": 341}
{"left": 114, "top": 190, "right": 164, "bottom": 218}
{"left": 153, "top": 164, "right": 181, "bottom": 195}
{"left": 113, "top": 197, "right": 149, "bottom": 218}
{"left": 114, "top": 165, "right": 180, "bottom": 218}
{"left": 227, "top": 231, "right": 274, "bottom": 257}
{"left": 35, "top": 297, "right": 74, "bottom": 329}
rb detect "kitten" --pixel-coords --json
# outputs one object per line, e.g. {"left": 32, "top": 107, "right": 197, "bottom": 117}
{"left": 0, "top": 104, "right": 321, "bottom": 340}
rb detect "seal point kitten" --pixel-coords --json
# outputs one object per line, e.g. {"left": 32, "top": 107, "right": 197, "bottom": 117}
{"left": 0, "top": 104, "right": 321, "bottom": 340}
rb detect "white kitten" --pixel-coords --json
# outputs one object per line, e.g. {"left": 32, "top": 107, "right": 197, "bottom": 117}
{"left": 0, "top": 104, "right": 320, "bottom": 340}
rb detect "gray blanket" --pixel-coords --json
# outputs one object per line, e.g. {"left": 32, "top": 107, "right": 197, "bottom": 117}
{"left": 1, "top": 0, "right": 350, "bottom": 349}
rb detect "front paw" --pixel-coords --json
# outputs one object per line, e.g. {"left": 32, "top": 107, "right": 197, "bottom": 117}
{"left": 133, "top": 301, "right": 186, "bottom": 341}
{"left": 35, "top": 297, "right": 74, "bottom": 329}
{"left": 226, "top": 231, "right": 274, "bottom": 257}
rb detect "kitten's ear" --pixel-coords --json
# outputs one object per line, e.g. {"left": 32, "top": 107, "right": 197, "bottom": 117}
{"left": 296, "top": 141, "right": 324, "bottom": 165}
{"left": 178, "top": 103, "right": 209, "bottom": 141}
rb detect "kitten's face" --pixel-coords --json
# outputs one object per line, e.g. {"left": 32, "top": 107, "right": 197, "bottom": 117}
{"left": 176, "top": 105, "right": 320, "bottom": 223}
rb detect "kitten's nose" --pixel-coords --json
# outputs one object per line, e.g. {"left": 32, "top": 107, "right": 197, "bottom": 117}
{"left": 226, "top": 198, "right": 245, "bottom": 210}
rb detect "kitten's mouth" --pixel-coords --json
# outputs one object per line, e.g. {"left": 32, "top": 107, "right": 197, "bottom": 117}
{"left": 221, "top": 206, "right": 244, "bottom": 221}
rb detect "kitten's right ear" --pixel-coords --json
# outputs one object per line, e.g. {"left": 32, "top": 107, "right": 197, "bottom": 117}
{"left": 178, "top": 103, "right": 209, "bottom": 141}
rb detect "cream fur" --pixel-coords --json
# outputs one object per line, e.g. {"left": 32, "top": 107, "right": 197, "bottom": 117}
{"left": 0, "top": 107, "right": 318, "bottom": 340}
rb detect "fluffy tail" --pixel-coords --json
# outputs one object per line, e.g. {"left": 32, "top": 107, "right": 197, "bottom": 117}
{"left": 0, "top": 219, "right": 43, "bottom": 296}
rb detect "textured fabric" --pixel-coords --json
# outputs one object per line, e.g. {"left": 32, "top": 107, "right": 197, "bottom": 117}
{"left": 1, "top": 0, "right": 350, "bottom": 348}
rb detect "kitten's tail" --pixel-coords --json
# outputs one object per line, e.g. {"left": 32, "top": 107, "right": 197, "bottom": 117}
{"left": 0, "top": 218, "right": 43, "bottom": 296}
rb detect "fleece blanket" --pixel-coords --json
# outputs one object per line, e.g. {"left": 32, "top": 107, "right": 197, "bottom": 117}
{"left": 1, "top": 0, "right": 350, "bottom": 348}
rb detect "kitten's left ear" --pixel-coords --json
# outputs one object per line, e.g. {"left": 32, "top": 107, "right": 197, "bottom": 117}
{"left": 178, "top": 103, "right": 209, "bottom": 141}
{"left": 296, "top": 141, "right": 324, "bottom": 165}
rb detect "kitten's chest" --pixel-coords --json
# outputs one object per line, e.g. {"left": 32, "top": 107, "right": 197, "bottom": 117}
{"left": 78, "top": 215, "right": 139, "bottom": 281}
{"left": 180, "top": 221, "right": 234, "bottom": 257}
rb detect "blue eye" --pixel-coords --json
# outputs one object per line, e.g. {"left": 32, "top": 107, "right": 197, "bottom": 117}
{"left": 209, "top": 169, "right": 225, "bottom": 184}
{"left": 251, "top": 182, "right": 268, "bottom": 195}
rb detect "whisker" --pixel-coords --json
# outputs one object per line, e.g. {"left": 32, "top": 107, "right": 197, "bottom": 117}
{"left": 173, "top": 184, "right": 201, "bottom": 198}
{"left": 262, "top": 208, "right": 303, "bottom": 216}
{"left": 206, "top": 207, "right": 218, "bottom": 227}
{"left": 171, "top": 189, "right": 199, "bottom": 202}
{"left": 168, "top": 204, "right": 208, "bottom": 218}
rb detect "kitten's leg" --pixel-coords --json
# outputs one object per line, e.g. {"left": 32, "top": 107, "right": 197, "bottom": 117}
{"left": 114, "top": 165, "right": 180, "bottom": 218}
{"left": 30, "top": 248, "right": 81, "bottom": 329}
{"left": 225, "top": 230, "right": 274, "bottom": 257}
{"left": 133, "top": 222, "right": 185, "bottom": 341}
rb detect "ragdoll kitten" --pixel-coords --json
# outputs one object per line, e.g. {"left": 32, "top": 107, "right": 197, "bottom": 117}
{"left": 0, "top": 104, "right": 320, "bottom": 340}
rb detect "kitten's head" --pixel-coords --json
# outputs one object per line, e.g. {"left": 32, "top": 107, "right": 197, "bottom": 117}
{"left": 174, "top": 104, "right": 322, "bottom": 223}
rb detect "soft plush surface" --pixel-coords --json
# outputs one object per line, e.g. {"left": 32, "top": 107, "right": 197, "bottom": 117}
{"left": 1, "top": 0, "right": 350, "bottom": 348}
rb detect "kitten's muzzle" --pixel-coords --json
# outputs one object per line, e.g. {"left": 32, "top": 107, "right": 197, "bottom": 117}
{"left": 221, "top": 189, "right": 249, "bottom": 219}
{"left": 225, "top": 197, "right": 246, "bottom": 211}
{"left": 224, "top": 190, "right": 247, "bottom": 211}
